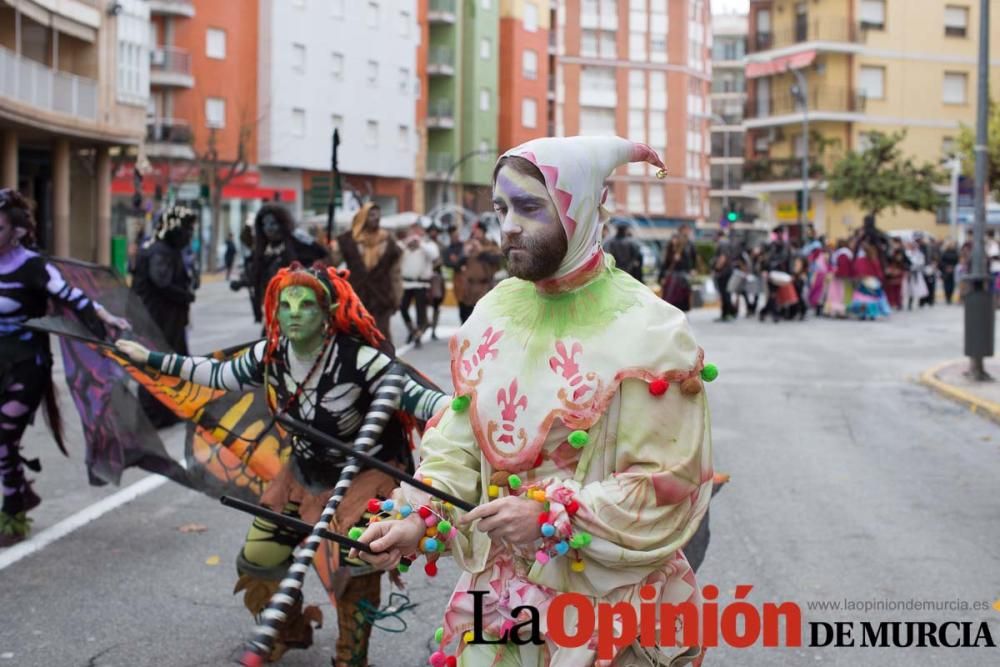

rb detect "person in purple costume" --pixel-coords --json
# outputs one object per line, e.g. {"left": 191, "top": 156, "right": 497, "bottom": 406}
{"left": 0, "top": 189, "right": 129, "bottom": 546}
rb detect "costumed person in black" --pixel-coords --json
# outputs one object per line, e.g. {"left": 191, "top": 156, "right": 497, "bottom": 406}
{"left": 131, "top": 205, "right": 197, "bottom": 428}
{"left": 0, "top": 189, "right": 129, "bottom": 545}
{"left": 232, "top": 204, "right": 329, "bottom": 324}
{"left": 603, "top": 220, "right": 643, "bottom": 282}
{"left": 117, "top": 263, "right": 447, "bottom": 666}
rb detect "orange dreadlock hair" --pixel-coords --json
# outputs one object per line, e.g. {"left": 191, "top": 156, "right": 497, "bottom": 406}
{"left": 262, "top": 262, "right": 384, "bottom": 361}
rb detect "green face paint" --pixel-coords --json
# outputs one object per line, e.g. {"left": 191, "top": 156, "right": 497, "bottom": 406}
{"left": 277, "top": 285, "right": 326, "bottom": 353}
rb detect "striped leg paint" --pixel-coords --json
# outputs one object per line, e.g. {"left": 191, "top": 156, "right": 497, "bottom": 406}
{"left": 240, "top": 369, "right": 406, "bottom": 666}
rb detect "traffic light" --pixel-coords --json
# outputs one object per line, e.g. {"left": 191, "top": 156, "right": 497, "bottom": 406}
{"left": 725, "top": 206, "right": 742, "bottom": 223}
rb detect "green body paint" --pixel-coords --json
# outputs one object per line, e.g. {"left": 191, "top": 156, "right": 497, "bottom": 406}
{"left": 277, "top": 285, "right": 326, "bottom": 356}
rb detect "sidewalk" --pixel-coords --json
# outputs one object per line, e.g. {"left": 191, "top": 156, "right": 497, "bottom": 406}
{"left": 920, "top": 358, "right": 1000, "bottom": 424}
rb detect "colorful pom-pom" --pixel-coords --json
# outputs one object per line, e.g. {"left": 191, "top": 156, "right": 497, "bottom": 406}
{"left": 648, "top": 379, "right": 669, "bottom": 396}
{"left": 446, "top": 656, "right": 457, "bottom": 667}
{"left": 569, "top": 533, "right": 588, "bottom": 549}
{"left": 437, "top": 520, "right": 452, "bottom": 535}
{"left": 507, "top": 474, "right": 522, "bottom": 490}
{"left": 565, "top": 499, "right": 580, "bottom": 515}
{"left": 429, "top": 650, "right": 446, "bottom": 667}
{"left": 701, "top": 363, "right": 719, "bottom": 382}
{"left": 568, "top": 430, "right": 589, "bottom": 448}
{"left": 380, "top": 499, "right": 395, "bottom": 512}
{"left": 422, "top": 537, "right": 439, "bottom": 553}
{"left": 541, "top": 522, "right": 556, "bottom": 538}
{"left": 535, "top": 550, "right": 551, "bottom": 564}
{"left": 463, "top": 631, "right": 475, "bottom": 643}
{"left": 367, "top": 498, "right": 382, "bottom": 514}
{"left": 434, "top": 626, "right": 444, "bottom": 643}
{"left": 399, "top": 504, "right": 413, "bottom": 518}
{"left": 397, "top": 562, "right": 410, "bottom": 573}
{"left": 451, "top": 395, "right": 471, "bottom": 412}
{"left": 423, "top": 478, "right": 434, "bottom": 487}
{"left": 571, "top": 559, "right": 586, "bottom": 572}
{"left": 348, "top": 526, "right": 364, "bottom": 540}
{"left": 418, "top": 505, "right": 432, "bottom": 519}
{"left": 487, "top": 484, "right": 500, "bottom": 498}
{"left": 529, "top": 489, "right": 547, "bottom": 502}
{"left": 555, "top": 540, "right": 570, "bottom": 555}
{"left": 437, "top": 539, "right": 447, "bottom": 553}
{"left": 425, "top": 514, "right": 438, "bottom": 527}
{"left": 537, "top": 512, "right": 550, "bottom": 525}
{"left": 425, "top": 560, "right": 438, "bottom": 577}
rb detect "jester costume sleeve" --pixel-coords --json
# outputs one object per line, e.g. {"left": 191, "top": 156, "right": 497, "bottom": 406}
{"left": 143, "top": 264, "right": 448, "bottom": 665}
{"left": 398, "top": 137, "right": 714, "bottom": 667}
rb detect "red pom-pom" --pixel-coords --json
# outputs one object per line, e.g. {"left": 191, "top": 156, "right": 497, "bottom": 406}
{"left": 418, "top": 505, "right": 432, "bottom": 519}
{"left": 533, "top": 452, "right": 544, "bottom": 468}
{"left": 446, "top": 656, "right": 457, "bottom": 667}
{"left": 565, "top": 499, "right": 580, "bottom": 516}
{"left": 537, "top": 512, "right": 550, "bottom": 525}
{"left": 648, "top": 379, "right": 669, "bottom": 396}
{"left": 367, "top": 498, "right": 382, "bottom": 514}
{"left": 240, "top": 651, "right": 266, "bottom": 667}
{"left": 425, "top": 560, "right": 438, "bottom": 577}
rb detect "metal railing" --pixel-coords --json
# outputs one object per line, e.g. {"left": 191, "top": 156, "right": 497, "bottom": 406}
{"left": 151, "top": 46, "right": 192, "bottom": 75}
{"left": 146, "top": 118, "right": 193, "bottom": 143}
{"left": 428, "top": 46, "right": 455, "bottom": 72}
{"left": 427, "top": 99, "right": 455, "bottom": 126}
{"left": 744, "top": 157, "right": 825, "bottom": 183}
{"left": 0, "top": 45, "right": 97, "bottom": 120}
{"left": 429, "top": 0, "right": 456, "bottom": 18}
{"left": 748, "top": 86, "right": 866, "bottom": 119}
{"left": 749, "top": 18, "right": 861, "bottom": 52}
{"left": 427, "top": 152, "right": 453, "bottom": 177}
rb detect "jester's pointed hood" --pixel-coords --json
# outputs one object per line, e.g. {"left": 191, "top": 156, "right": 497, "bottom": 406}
{"left": 499, "top": 136, "right": 666, "bottom": 282}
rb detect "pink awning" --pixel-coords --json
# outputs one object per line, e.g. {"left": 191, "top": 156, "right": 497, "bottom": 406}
{"left": 745, "top": 50, "right": 817, "bottom": 78}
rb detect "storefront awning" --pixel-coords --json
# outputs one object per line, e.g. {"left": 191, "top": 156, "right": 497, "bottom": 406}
{"left": 746, "top": 50, "right": 816, "bottom": 79}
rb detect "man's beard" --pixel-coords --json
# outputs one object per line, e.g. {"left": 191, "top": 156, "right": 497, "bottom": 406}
{"left": 503, "top": 236, "right": 564, "bottom": 282}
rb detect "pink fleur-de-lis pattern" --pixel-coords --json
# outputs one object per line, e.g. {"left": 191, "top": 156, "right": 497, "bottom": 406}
{"left": 453, "top": 326, "right": 503, "bottom": 388}
{"left": 549, "top": 340, "right": 604, "bottom": 418}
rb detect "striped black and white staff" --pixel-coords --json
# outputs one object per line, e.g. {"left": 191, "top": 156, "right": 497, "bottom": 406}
{"left": 240, "top": 368, "right": 406, "bottom": 667}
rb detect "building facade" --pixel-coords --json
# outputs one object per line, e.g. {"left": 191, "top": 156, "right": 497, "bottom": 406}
{"left": 552, "top": 0, "right": 712, "bottom": 237}
{"left": 745, "top": 0, "right": 1000, "bottom": 240}
{"left": 709, "top": 12, "right": 756, "bottom": 226}
{"left": 1, "top": 0, "right": 150, "bottom": 263}
{"left": 498, "top": 0, "right": 551, "bottom": 152}
{"left": 424, "top": 0, "right": 500, "bottom": 213}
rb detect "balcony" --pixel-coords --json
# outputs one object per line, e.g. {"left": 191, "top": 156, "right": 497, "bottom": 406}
{"left": 150, "top": 46, "right": 194, "bottom": 88}
{"left": 427, "top": 99, "right": 455, "bottom": 129}
{"left": 746, "top": 87, "right": 866, "bottom": 127}
{"left": 148, "top": 0, "right": 195, "bottom": 17}
{"left": 145, "top": 118, "right": 195, "bottom": 160}
{"left": 427, "top": 47, "right": 455, "bottom": 76}
{"left": 749, "top": 18, "right": 861, "bottom": 54}
{"left": 0, "top": 45, "right": 97, "bottom": 121}
{"left": 428, "top": 0, "right": 457, "bottom": 24}
{"left": 744, "top": 157, "right": 824, "bottom": 184}
{"left": 427, "top": 152, "right": 453, "bottom": 180}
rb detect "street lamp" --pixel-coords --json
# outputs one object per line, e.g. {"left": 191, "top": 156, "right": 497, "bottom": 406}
{"left": 439, "top": 147, "right": 498, "bottom": 209}
{"left": 790, "top": 68, "right": 810, "bottom": 243}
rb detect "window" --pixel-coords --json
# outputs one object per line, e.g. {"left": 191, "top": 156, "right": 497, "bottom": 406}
{"left": 399, "top": 125, "right": 409, "bottom": 150}
{"left": 292, "top": 43, "right": 306, "bottom": 72}
{"left": 860, "top": 0, "right": 885, "bottom": 30}
{"left": 523, "top": 49, "right": 538, "bottom": 79}
{"left": 480, "top": 88, "right": 491, "bottom": 111}
{"left": 522, "top": 98, "right": 538, "bottom": 128}
{"left": 480, "top": 38, "right": 491, "bottom": 60}
{"left": 942, "top": 136, "right": 956, "bottom": 156}
{"left": 331, "top": 0, "right": 345, "bottom": 18}
{"left": 628, "top": 109, "right": 645, "bottom": 142}
{"left": 206, "top": 28, "right": 226, "bottom": 60}
{"left": 945, "top": 6, "right": 969, "bottom": 37}
{"left": 649, "top": 71, "right": 666, "bottom": 109}
{"left": 292, "top": 108, "right": 306, "bottom": 137}
{"left": 400, "top": 11, "right": 411, "bottom": 37}
{"left": 399, "top": 67, "right": 410, "bottom": 93}
{"left": 366, "top": 120, "right": 378, "bottom": 146}
{"left": 755, "top": 77, "right": 770, "bottom": 116}
{"left": 943, "top": 71, "right": 968, "bottom": 104}
{"left": 579, "top": 107, "right": 616, "bottom": 135}
{"left": 648, "top": 185, "right": 665, "bottom": 213}
{"left": 367, "top": 60, "right": 379, "bottom": 86}
{"left": 115, "top": 1, "right": 150, "bottom": 105}
{"left": 581, "top": 30, "right": 597, "bottom": 56}
{"left": 332, "top": 52, "right": 344, "bottom": 78}
{"left": 627, "top": 184, "right": 644, "bottom": 211}
{"left": 581, "top": 66, "right": 616, "bottom": 92}
{"left": 629, "top": 31, "right": 646, "bottom": 61}
{"left": 629, "top": 70, "right": 646, "bottom": 107}
{"left": 367, "top": 1, "right": 379, "bottom": 28}
{"left": 205, "top": 97, "right": 225, "bottom": 128}
{"left": 859, "top": 65, "right": 885, "bottom": 100}
{"left": 599, "top": 30, "right": 616, "bottom": 58}
{"left": 479, "top": 139, "right": 491, "bottom": 161}
{"left": 524, "top": 2, "right": 539, "bottom": 32}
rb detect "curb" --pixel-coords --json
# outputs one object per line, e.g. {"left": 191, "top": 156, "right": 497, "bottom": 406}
{"left": 919, "top": 359, "right": 1000, "bottom": 425}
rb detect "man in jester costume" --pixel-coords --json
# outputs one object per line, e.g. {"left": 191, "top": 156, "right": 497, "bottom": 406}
{"left": 116, "top": 263, "right": 448, "bottom": 666}
{"left": 354, "top": 136, "right": 714, "bottom": 666}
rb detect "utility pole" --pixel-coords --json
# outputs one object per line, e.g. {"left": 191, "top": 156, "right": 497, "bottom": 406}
{"left": 327, "top": 129, "right": 341, "bottom": 243}
{"left": 949, "top": 154, "right": 962, "bottom": 243}
{"left": 964, "top": 0, "right": 994, "bottom": 381}
{"left": 791, "top": 68, "right": 810, "bottom": 244}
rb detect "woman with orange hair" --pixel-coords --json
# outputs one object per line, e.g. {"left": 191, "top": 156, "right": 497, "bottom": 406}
{"left": 116, "top": 262, "right": 447, "bottom": 666}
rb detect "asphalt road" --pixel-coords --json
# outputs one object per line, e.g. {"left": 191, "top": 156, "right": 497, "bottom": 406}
{"left": 1, "top": 279, "right": 998, "bottom": 667}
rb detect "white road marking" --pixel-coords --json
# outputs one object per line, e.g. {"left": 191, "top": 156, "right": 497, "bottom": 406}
{"left": 0, "top": 473, "right": 169, "bottom": 571}
{"left": 396, "top": 326, "right": 459, "bottom": 357}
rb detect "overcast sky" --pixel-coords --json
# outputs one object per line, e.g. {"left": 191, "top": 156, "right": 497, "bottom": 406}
{"left": 713, "top": 0, "right": 750, "bottom": 14}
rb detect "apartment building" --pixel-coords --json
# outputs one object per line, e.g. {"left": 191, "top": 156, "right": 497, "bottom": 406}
{"left": 424, "top": 0, "right": 500, "bottom": 213}
{"left": 709, "top": 12, "right": 756, "bottom": 225}
{"left": 745, "top": 0, "right": 1000, "bottom": 240}
{"left": 497, "top": 0, "right": 551, "bottom": 152}
{"left": 1, "top": 0, "right": 149, "bottom": 262}
{"left": 553, "top": 0, "right": 712, "bottom": 235}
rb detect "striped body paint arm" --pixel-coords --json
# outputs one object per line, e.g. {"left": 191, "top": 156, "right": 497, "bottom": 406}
{"left": 357, "top": 345, "right": 448, "bottom": 421}
{"left": 241, "top": 365, "right": 407, "bottom": 665}
{"left": 42, "top": 261, "right": 106, "bottom": 336}
{"left": 148, "top": 340, "right": 267, "bottom": 391}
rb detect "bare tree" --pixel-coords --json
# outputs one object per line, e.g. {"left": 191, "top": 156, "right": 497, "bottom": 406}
{"left": 197, "top": 116, "right": 251, "bottom": 272}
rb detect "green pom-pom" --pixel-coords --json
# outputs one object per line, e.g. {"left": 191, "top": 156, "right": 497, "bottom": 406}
{"left": 435, "top": 627, "right": 444, "bottom": 643}
{"left": 436, "top": 538, "right": 447, "bottom": 553}
{"left": 569, "top": 533, "right": 585, "bottom": 549}
{"left": 437, "top": 520, "right": 452, "bottom": 534}
{"left": 568, "top": 430, "right": 589, "bottom": 448}
{"left": 580, "top": 531, "right": 593, "bottom": 546}
{"left": 451, "top": 395, "right": 471, "bottom": 412}
{"left": 507, "top": 474, "right": 522, "bottom": 490}
{"left": 397, "top": 562, "right": 410, "bottom": 573}
{"left": 348, "top": 526, "right": 364, "bottom": 540}
{"left": 701, "top": 364, "right": 719, "bottom": 382}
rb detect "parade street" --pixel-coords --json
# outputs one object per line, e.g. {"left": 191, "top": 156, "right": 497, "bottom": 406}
{"left": 0, "top": 279, "right": 998, "bottom": 667}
